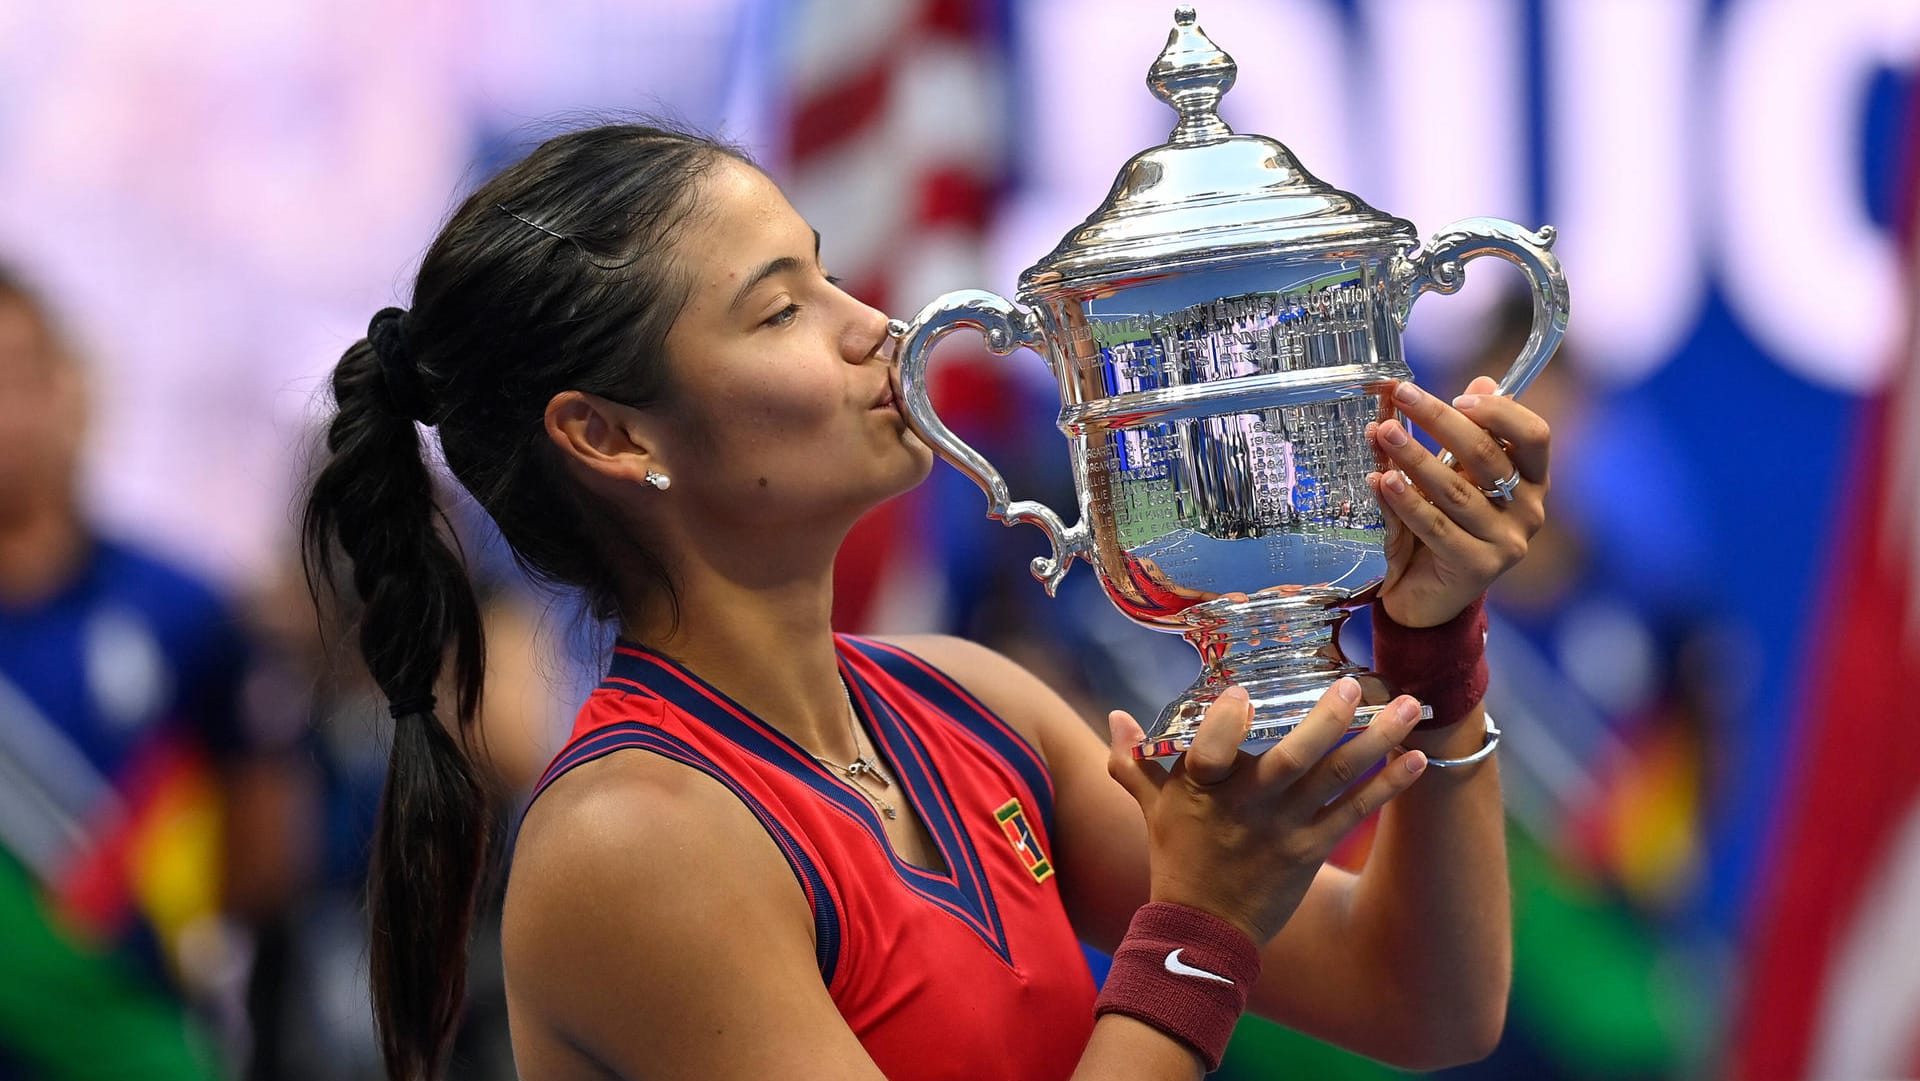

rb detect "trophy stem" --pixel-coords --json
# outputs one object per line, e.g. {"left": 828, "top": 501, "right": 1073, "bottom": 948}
{"left": 1136, "top": 593, "right": 1400, "bottom": 759}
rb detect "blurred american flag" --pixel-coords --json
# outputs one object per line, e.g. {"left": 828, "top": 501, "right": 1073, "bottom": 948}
{"left": 773, "top": 0, "right": 1016, "bottom": 633}
{"left": 1732, "top": 75, "right": 1920, "bottom": 1081}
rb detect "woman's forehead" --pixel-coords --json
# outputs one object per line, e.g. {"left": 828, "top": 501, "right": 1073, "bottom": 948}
{"left": 681, "top": 163, "right": 815, "bottom": 307}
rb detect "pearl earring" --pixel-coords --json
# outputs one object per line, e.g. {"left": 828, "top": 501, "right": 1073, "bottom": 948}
{"left": 644, "top": 470, "right": 671, "bottom": 491}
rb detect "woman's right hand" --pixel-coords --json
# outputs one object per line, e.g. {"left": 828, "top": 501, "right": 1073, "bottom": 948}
{"left": 1106, "top": 680, "right": 1429, "bottom": 943}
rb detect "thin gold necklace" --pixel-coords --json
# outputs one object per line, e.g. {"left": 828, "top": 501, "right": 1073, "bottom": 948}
{"left": 811, "top": 682, "right": 898, "bottom": 820}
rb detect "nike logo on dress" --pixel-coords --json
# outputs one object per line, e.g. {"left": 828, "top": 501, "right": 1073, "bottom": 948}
{"left": 1163, "top": 948, "right": 1234, "bottom": 985}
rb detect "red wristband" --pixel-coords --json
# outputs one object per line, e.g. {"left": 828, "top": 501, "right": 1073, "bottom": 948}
{"left": 1371, "top": 595, "right": 1489, "bottom": 729}
{"left": 1094, "top": 902, "right": 1261, "bottom": 1071}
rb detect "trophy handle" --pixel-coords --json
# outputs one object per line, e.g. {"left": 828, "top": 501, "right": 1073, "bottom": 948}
{"left": 1393, "top": 217, "right": 1570, "bottom": 401}
{"left": 890, "top": 289, "right": 1092, "bottom": 596}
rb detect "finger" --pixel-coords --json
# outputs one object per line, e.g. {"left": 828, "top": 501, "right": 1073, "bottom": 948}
{"left": 1386, "top": 380, "right": 1517, "bottom": 492}
{"left": 1296, "top": 696, "right": 1424, "bottom": 808}
{"left": 1107, "top": 710, "right": 1166, "bottom": 803}
{"left": 1309, "top": 745, "right": 1429, "bottom": 841}
{"left": 1368, "top": 452, "right": 1415, "bottom": 568}
{"left": 1182, "top": 686, "right": 1252, "bottom": 786}
{"left": 1368, "top": 469, "right": 1499, "bottom": 577}
{"left": 1372, "top": 418, "right": 1507, "bottom": 542}
{"left": 1252, "top": 677, "right": 1363, "bottom": 787}
{"left": 1449, "top": 389, "right": 1551, "bottom": 484}
{"left": 1365, "top": 419, "right": 1390, "bottom": 473}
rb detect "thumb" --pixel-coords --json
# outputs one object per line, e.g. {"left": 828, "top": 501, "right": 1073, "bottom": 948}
{"left": 1107, "top": 710, "right": 1164, "bottom": 805}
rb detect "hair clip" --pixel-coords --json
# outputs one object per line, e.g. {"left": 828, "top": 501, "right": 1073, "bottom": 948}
{"left": 494, "top": 203, "right": 569, "bottom": 242}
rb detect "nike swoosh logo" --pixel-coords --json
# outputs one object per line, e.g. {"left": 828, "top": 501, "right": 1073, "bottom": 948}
{"left": 1164, "top": 948, "right": 1234, "bottom": 985}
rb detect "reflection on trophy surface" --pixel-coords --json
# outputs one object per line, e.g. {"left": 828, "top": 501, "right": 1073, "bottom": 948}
{"left": 892, "top": 5, "right": 1569, "bottom": 757}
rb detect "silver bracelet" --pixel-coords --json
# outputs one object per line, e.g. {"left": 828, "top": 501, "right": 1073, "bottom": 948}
{"left": 1422, "top": 711, "right": 1501, "bottom": 769}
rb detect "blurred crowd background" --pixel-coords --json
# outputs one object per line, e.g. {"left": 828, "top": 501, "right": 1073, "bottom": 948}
{"left": 1, "top": 1, "right": 1916, "bottom": 1079}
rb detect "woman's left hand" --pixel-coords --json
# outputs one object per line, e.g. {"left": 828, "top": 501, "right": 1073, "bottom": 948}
{"left": 1367, "top": 374, "right": 1551, "bottom": 628}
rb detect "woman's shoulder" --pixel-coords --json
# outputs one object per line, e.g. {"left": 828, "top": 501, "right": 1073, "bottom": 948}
{"left": 511, "top": 745, "right": 802, "bottom": 934}
{"left": 517, "top": 745, "right": 762, "bottom": 867}
{"left": 503, "top": 738, "right": 831, "bottom": 1070}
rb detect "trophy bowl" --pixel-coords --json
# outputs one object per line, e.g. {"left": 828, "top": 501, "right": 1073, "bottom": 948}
{"left": 891, "top": 6, "right": 1568, "bottom": 757}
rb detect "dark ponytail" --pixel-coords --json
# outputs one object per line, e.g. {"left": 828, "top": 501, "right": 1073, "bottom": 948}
{"left": 302, "top": 326, "right": 492, "bottom": 1081}
{"left": 300, "top": 122, "right": 748, "bottom": 1080}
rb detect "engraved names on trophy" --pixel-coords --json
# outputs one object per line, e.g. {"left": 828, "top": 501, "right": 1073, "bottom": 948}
{"left": 1246, "top": 419, "right": 1298, "bottom": 527}
{"left": 1102, "top": 427, "right": 1182, "bottom": 550}
{"left": 1078, "top": 279, "right": 1374, "bottom": 392}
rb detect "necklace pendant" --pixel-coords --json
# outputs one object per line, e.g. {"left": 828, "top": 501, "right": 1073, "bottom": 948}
{"left": 883, "top": 804, "right": 898, "bottom": 820}
{"left": 850, "top": 755, "right": 887, "bottom": 784}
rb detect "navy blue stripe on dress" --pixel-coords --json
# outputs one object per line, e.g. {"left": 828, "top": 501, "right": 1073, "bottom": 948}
{"left": 602, "top": 644, "right": 1016, "bottom": 966}
{"left": 842, "top": 658, "right": 1010, "bottom": 961}
{"left": 527, "top": 720, "right": 842, "bottom": 985}
{"left": 842, "top": 637, "right": 1056, "bottom": 833}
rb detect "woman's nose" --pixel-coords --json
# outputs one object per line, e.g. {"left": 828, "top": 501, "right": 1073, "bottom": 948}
{"left": 844, "top": 299, "right": 893, "bottom": 363}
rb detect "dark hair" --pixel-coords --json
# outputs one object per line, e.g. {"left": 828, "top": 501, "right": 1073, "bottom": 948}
{"left": 0, "top": 262, "right": 67, "bottom": 360}
{"left": 301, "top": 122, "right": 748, "bottom": 1081}
{"left": 0, "top": 263, "right": 30, "bottom": 305}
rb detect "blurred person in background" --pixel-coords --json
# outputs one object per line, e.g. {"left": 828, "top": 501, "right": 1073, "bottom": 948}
{"left": 1453, "top": 297, "right": 1725, "bottom": 1081}
{"left": 1461, "top": 295, "right": 1720, "bottom": 921}
{"left": 242, "top": 475, "right": 570, "bottom": 1081}
{"left": 302, "top": 122, "right": 1549, "bottom": 1081}
{"left": 0, "top": 263, "right": 307, "bottom": 1079}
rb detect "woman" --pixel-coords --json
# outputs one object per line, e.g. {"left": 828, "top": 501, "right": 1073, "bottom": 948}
{"left": 304, "top": 124, "right": 1547, "bottom": 1081}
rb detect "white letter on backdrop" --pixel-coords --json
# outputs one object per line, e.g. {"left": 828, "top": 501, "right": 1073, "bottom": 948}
{"left": 1716, "top": 0, "right": 1920, "bottom": 392}
{"left": 1358, "top": 0, "right": 1527, "bottom": 368}
{"left": 1545, "top": 0, "right": 1706, "bottom": 385}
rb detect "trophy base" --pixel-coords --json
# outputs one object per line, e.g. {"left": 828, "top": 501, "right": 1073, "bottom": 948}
{"left": 1133, "top": 592, "right": 1432, "bottom": 760}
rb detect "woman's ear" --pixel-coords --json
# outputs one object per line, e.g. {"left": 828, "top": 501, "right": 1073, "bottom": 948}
{"left": 543, "top": 391, "right": 664, "bottom": 488}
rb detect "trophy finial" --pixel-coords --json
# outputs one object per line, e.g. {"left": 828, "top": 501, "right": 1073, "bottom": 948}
{"left": 1149, "top": 5, "right": 1236, "bottom": 144}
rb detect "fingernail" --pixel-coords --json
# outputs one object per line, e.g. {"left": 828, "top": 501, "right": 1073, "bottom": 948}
{"left": 1393, "top": 381, "right": 1422, "bottom": 405}
{"left": 1405, "top": 752, "right": 1428, "bottom": 775}
{"left": 1398, "top": 698, "right": 1423, "bottom": 723}
{"left": 1334, "top": 677, "right": 1361, "bottom": 704}
{"left": 1383, "top": 471, "right": 1407, "bottom": 494}
{"left": 1380, "top": 420, "right": 1409, "bottom": 447}
{"left": 1453, "top": 394, "right": 1481, "bottom": 410}
{"left": 1221, "top": 685, "right": 1249, "bottom": 703}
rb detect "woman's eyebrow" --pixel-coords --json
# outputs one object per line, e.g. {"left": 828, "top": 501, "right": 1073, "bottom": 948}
{"left": 728, "top": 230, "right": 824, "bottom": 313}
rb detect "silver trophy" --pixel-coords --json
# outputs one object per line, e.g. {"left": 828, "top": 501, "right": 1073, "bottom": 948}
{"left": 891, "top": 6, "right": 1568, "bottom": 757}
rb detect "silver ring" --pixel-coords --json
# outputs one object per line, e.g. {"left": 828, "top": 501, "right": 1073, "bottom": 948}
{"left": 1479, "top": 469, "right": 1522, "bottom": 504}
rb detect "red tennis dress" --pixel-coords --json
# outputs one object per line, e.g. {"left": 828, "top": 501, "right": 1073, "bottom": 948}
{"left": 529, "top": 635, "right": 1098, "bottom": 1080}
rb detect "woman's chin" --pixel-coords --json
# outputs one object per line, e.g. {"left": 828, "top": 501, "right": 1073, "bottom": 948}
{"left": 889, "top": 436, "right": 937, "bottom": 493}
{"left": 902, "top": 427, "right": 935, "bottom": 464}
{"left": 844, "top": 428, "right": 936, "bottom": 507}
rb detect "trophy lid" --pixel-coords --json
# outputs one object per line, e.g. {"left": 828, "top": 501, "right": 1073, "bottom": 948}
{"left": 1018, "top": 6, "right": 1415, "bottom": 298}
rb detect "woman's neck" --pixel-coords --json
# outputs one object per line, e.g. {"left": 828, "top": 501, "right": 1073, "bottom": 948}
{"left": 621, "top": 541, "right": 859, "bottom": 759}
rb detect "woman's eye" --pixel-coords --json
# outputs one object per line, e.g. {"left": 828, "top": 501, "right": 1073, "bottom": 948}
{"left": 766, "top": 303, "right": 801, "bottom": 327}
{"left": 826, "top": 274, "right": 844, "bottom": 287}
